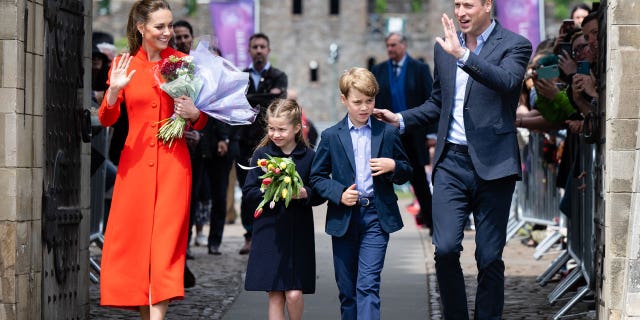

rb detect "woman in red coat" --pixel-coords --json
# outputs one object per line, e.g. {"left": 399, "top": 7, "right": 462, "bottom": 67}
{"left": 98, "top": 0, "right": 206, "bottom": 318}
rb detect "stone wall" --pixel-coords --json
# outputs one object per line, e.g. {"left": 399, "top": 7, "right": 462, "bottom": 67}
{"left": 604, "top": 0, "right": 640, "bottom": 319}
{"left": 261, "top": 0, "right": 446, "bottom": 123}
{"left": 0, "top": 0, "right": 44, "bottom": 317}
{"left": 0, "top": 0, "right": 92, "bottom": 318}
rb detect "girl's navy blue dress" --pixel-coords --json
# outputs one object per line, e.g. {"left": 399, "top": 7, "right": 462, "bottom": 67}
{"left": 243, "top": 142, "right": 324, "bottom": 293}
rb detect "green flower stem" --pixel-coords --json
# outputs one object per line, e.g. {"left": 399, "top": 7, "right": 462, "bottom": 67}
{"left": 157, "top": 115, "right": 187, "bottom": 147}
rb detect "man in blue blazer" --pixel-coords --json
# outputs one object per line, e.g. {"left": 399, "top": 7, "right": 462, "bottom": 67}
{"left": 374, "top": 0, "right": 532, "bottom": 318}
{"left": 371, "top": 32, "right": 435, "bottom": 232}
{"left": 311, "top": 68, "right": 412, "bottom": 320}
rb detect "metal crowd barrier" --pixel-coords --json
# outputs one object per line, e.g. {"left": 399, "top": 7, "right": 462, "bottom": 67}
{"left": 89, "top": 117, "right": 109, "bottom": 284}
{"left": 547, "top": 141, "right": 596, "bottom": 320}
{"left": 507, "top": 130, "right": 562, "bottom": 244}
{"left": 509, "top": 129, "right": 596, "bottom": 319}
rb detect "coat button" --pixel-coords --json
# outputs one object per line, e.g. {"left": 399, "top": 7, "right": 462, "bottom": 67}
{"left": 150, "top": 142, "right": 155, "bottom": 147}
{"left": 151, "top": 123, "right": 157, "bottom": 128}
{"left": 151, "top": 102, "right": 158, "bottom": 108}
{"left": 148, "top": 161, "right": 155, "bottom": 167}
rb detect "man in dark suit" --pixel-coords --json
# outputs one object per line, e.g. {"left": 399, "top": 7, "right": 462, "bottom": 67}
{"left": 236, "top": 32, "right": 288, "bottom": 254}
{"left": 371, "top": 32, "right": 434, "bottom": 232}
{"left": 374, "top": 0, "right": 532, "bottom": 318}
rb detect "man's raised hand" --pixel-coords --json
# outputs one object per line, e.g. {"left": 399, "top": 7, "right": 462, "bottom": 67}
{"left": 435, "top": 13, "right": 466, "bottom": 59}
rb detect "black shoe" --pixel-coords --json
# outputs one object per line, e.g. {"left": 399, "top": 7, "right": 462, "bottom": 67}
{"left": 184, "top": 265, "right": 196, "bottom": 288}
{"left": 186, "top": 248, "right": 195, "bottom": 260}
{"left": 208, "top": 245, "right": 221, "bottom": 255}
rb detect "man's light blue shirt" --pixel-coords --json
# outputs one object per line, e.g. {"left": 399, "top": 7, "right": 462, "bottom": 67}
{"left": 392, "top": 54, "right": 407, "bottom": 77}
{"left": 398, "top": 20, "right": 497, "bottom": 145}
{"left": 448, "top": 20, "right": 496, "bottom": 145}
{"left": 347, "top": 116, "right": 374, "bottom": 197}
{"left": 249, "top": 61, "right": 271, "bottom": 89}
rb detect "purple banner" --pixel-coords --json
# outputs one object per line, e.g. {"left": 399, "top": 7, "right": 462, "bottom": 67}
{"left": 209, "top": 0, "right": 255, "bottom": 69}
{"left": 495, "top": 0, "right": 542, "bottom": 54}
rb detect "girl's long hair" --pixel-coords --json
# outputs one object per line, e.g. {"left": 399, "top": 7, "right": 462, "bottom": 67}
{"left": 126, "top": 0, "right": 171, "bottom": 55}
{"left": 256, "top": 99, "right": 309, "bottom": 150}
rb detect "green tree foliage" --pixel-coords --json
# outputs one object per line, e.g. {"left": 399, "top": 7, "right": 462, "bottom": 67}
{"left": 411, "top": 0, "right": 422, "bottom": 13}
{"left": 375, "top": 0, "right": 387, "bottom": 14}
{"left": 550, "top": 0, "right": 597, "bottom": 20}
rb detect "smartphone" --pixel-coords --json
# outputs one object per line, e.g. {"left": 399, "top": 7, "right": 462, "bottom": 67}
{"left": 558, "top": 42, "right": 572, "bottom": 56}
{"left": 537, "top": 65, "right": 560, "bottom": 80}
{"left": 562, "top": 19, "right": 575, "bottom": 28}
{"left": 561, "top": 19, "right": 575, "bottom": 33}
{"left": 577, "top": 61, "right": 590, "bottom": 75}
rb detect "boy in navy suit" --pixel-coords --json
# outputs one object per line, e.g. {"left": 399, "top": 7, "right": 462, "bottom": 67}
{"left": 310, "top": 67, "right": 412, "bottom": 320}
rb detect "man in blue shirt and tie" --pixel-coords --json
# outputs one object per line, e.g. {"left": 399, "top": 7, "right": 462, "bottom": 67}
{"left": 371, "top": 32, "right": 435, "bottom": 233}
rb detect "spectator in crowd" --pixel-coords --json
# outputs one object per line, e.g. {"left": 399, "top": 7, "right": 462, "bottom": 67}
{"left": 200, "top": 118, "right": 232, "bottom": 255}
{"left": 97, "top": 0, "right": 207, "bottom": 318}
{"left": 172, "top": 19, "right": 203, "bottom": 260}
{"left": 236, "top": 32, "right": 288, "bottom": 255}
{"left": 571, "top": 12, "right": 599, "bottom": 116}
{"left": 374, "top": 0, "right": 532, "bottom": 317}
{"left": 173, "top": 20, "right": 193, "bottom": 54}
{"left": 570, "top": 3, "right": 591, "bottom": 29}
{"left": 371, "top": 32, "right": 435, "bottom": 233}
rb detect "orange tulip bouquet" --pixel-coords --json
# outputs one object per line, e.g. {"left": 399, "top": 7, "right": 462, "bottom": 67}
{"left": 253, "top": 155, "right": 304, "bottom": 218}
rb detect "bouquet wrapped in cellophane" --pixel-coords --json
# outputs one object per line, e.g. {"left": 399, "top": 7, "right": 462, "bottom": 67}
{"left": 155, "top": 55, "right": 203, "bottom": 146}
{"left": 155, "top": 38, "right": 257, "bottom": 146}
{"left": 252, "top": 155, "right": 304, "bottom": 219}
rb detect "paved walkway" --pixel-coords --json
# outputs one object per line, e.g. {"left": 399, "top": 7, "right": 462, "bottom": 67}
{"left": 223, "top": 201, "right": 430, "bottom": 319}
{"left": 89, "top": 197, "right": 594, "bottom": 319}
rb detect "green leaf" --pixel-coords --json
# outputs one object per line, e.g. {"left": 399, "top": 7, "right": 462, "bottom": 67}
{"left": 284, "top": 185, "right": 293, "bottom": 207}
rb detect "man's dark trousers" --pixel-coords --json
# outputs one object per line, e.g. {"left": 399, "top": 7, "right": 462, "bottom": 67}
{"left": 432, "top": 147, "right": 515, "bottom": 320}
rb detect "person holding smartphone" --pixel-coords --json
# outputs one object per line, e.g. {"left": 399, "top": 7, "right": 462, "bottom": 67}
{"left": 559, "top": 32, "right": 592, "bottom": 79}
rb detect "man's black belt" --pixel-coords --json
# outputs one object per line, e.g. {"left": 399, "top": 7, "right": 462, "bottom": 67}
{"left": 446, "top": 142, "right": 469, "bottom": 154}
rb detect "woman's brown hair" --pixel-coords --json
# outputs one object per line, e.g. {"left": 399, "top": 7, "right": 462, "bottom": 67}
{"left": 126, "top": 0, "right": 171, "bottom": 55}
{"left": 256, "top": 99, "right": 308, "bottom": 150}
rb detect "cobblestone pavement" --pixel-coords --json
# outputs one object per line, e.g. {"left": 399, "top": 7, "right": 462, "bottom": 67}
{"left": 90, "top": 199, "right": 595, "bottom": 319}
{"left": 89, "top": 221, "right": 249, "bottom": 320}
{"left": 425, "top": 228, "right": 595, "bottom": 319}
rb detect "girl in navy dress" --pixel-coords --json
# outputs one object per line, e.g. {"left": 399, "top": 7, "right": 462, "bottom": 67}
{"left": 242, "top": 99, "right": 324, "bottom": 320}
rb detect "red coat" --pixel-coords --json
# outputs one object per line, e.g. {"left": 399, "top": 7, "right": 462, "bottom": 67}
{"left": 98, "top": 46, "right": 207, "bottom": 308}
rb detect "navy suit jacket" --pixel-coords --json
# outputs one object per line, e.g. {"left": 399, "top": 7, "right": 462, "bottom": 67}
{"left": 310, "top": 116, "right": 413, "bottom": 236}
{"left": 372, "top": 55, "right": 433, "bottom": 165}
{"left": 402, "top": 22, "right": 532, "bottom": 180}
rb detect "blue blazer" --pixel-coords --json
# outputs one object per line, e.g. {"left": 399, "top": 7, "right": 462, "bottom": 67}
{"left": 402, "top": 22, "right": 532, "bottom": 180}
{"left": 310, "top": 116, "right": 413, "bottom": 236}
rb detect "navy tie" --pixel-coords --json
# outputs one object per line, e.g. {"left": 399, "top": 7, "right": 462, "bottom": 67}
{"left": 392, "top": 62, "right": 399, "bottom": 77}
